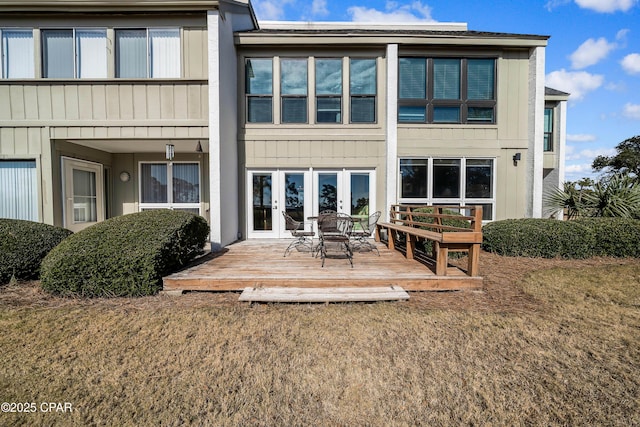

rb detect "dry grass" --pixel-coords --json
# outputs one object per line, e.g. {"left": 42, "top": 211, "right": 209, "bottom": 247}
{"left": 0, "top": 253, "right": 639, "bottom": 426}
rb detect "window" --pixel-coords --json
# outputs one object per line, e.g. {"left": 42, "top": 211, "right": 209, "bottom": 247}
{"left": 116, "top": 28, "right": 180, "bottom": 78}
{"left": 41, "top": 29, "right": 107, "bottom": 78}
{"left": 399, "top": 158, "right": 495, "bottom": 220}
{"left": 246, "top": 58, "right": 273, "bottom": 123}
{"left": 398, "top": 57, "right": 496, "bottom": 124}
{"left": 544, "top": 108, "right": 553, "bottom": 151}
{"left": 281, "top": 59, "right": 308, "bottom": 123}
{"left": 316, "top": 58, "right": 342, "bottom": 123}
{"left": 350, "top": 58, "right": 377, "bottom": 123}
{"left": 0, "top": 160, "right": 38, "bottom": 221}
{"left": 1, "top": 29, "right": 34, "bottom": 78}
{"left": 139, "top": 162, "right": 200, "bottom": 213}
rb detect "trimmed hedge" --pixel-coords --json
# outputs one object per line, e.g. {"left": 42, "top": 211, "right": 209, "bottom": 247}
{"left": 0, "top": 219, "right": 72, "bottom": 284}
{"left": 575, "top": 217, "right": 640, "bottom": 257}
{"left": 41, "top": 210, "right": 209, "bottom": 297}
{"left": 482, "top": 219, "right": 595, "bottom": 259}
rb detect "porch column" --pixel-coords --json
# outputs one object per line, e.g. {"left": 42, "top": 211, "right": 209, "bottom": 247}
{"left": 528, "top": 46, "right": 546, "bottom": 218}
{"left": 385, "top": 44, "right": 398, "bottom": 221}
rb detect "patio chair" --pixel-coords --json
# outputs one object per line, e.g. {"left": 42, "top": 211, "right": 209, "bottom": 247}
{"left": 350, "top": 211, "right": 382, "bottom": 255}
{"left": 282, "top": 211, "right": 315, "bottom": 257}
{"left": 317, "top": 212, "right": 353, "bottom": 267}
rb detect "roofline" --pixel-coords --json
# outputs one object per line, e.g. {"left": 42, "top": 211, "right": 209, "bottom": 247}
{"left": 259, "top": 20, "right": 469, "bottom": 32}
{"left": 236, "top": 29, "right": 549, "bottom": 48}
{"left": 0, "top": 0, "right": 223, "bottom": 12}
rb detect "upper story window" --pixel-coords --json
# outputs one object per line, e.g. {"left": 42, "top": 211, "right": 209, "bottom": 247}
{"left": 316, "top": 58, "right": 342, "bottom": 123}
{"left": 42, "top": 29, "right": 107, "bottom": 78}
{"left": 398, "top": 57, "right": 496, "bottom": 124}
{"left": 544, "top": 107, "right": 554, "bottom": 151}
{"left": 280, "top": 58, "right": 308, "bottom": 123}
{"left": 350, "top": 58, "right": 377, "bottom": 123}
{"left": 115, "top": 28, "right": 180, "bottom": 78}
{"left": 246, "top": 58, "right": 273, "bottom": 123}
{"left": 1, "top": 29, "right": 34, "bottom": 79}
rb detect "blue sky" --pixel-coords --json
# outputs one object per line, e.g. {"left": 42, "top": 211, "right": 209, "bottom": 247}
{"left": 251, "top": 0, "right": 640, "bottom": 183}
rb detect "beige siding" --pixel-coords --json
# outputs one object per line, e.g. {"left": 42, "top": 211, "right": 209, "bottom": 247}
{"left": 183, "top": 27, "right": 208, "bottom": 79}
{"left": 496, "top": 50, "right": 530, "bottom": 144}
{"left": 0, "top": 82, "right": 208, "bottom": 125}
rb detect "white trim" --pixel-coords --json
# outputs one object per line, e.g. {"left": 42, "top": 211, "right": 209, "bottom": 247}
{"left": 528, "top": 46, "right": 545, "bottom": 218}
{"left": 385, "top": 43, "right": 398, "bottom": 222}
{"left": 61, "top": 156, "right": 104, "bottom": 231}
{"left": 208, "top": 10, "right": 222, "bottom": 250}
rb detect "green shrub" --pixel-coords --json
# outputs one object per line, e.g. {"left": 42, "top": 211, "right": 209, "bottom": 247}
{"left": 0, "top": 219, "right": 72, "bottom": 284}
{"left": 482, "top": 219, "right": 595, "bottom": 259}
{"left": 41, "top": 210, "right": 209, "bottom": 297}
{"left": 575, "top": 217, "right": 640, "bottom": 257}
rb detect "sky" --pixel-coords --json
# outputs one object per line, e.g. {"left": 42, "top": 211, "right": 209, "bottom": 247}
{"left": 251, "top": 0, "right": 640, "bottom": 183}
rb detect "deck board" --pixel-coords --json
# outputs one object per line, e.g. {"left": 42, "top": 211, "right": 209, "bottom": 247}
{"left": 162, "top": 240, "right": 482, "bottom": 292}
{"left": 238, "top": 286, "right": 410, "bottom": 302}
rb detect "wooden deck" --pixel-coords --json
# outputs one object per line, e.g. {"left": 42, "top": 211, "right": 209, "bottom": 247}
{"left": 162, "top": 240, "right": 483, "bottom": 292}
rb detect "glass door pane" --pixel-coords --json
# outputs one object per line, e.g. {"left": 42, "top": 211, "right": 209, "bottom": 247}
{"left": 72, "top": 169, "right": 97, "bottom": 223}
{"left": 284, "top": 173, "right": 305, "bottom": 224}
{"left": 350, "top": 173, "right": 370, "bottom": 230}
{"left": 317, "top": 173, "right": 338, "bottom": 212}
{"left": 252, "top": 173, "right": 273, "bottom": 231}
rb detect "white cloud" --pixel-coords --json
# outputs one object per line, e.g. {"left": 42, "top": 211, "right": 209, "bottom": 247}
{"left": 623, "top": 103, "right": 640, "bottom": 119}
{"left": 348, "top": 1, "right": 436, "bottom": 22}
{"left": 621, "top": 53, "right": 640, "bottom": 74}
{"left": 566, "top": 163, "right": 594, "bottom": 174}
{"left": 567, "top": 133, "right": 597, "bottom": 142}
{"left": 570, "top": 37, "right": 617, "bottom": 69}
{"left": 252, "top": 0, "right": 296, "bottom": 20}
{"left": 545, "top": 0, "right": 572, "bottom": 11}
{"left": 545, "top": 69, "right": 604, "bottom": 101}
{"left": 311, "top": 0, "right": 329, "bottom": 17}
{"left": 575, "top": 0, "right": 638, "bottom": 13}
{"left": 566, "top": 146, "right": 616, "bottom": 161}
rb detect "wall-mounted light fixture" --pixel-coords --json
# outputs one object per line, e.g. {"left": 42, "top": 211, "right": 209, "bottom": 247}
{"left": 119, "top": 171, "right": 131, "bottom": 182}
{"left": 512, "top": 152, "right": 521, "bottom": 166}
{"left": 195, "top": 140, "right": 203, "bottom": 153}
{"left": 166, "top": 144, "right": 175, "bottom": 160}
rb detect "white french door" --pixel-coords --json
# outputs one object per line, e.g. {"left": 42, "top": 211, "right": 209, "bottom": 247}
{"left": 247, "top": 168, "right": 375, "bottom": 239}
{"left": 62, "top": 157, "right": 104, "bottom": 232}
{"left": 247, "top": 170, "right": 312, "bottom": 238}
{"left": 313, "top": 169, "right": 375, "bottom": 230}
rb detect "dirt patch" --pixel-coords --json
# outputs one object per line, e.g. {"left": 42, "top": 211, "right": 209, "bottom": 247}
{"left": 1, "top": 251, "right": 637, "bottom": 312}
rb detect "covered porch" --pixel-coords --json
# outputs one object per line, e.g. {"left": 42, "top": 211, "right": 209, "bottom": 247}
{"left": 162, "top": 239, "right": 483, "bottom": 292}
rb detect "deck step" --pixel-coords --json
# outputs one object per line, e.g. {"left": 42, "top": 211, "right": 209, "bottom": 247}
{"left": 238, "top": 285, "right": 409, "bottom": 303}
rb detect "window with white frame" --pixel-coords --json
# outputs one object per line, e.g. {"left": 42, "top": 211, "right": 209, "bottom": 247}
{"left": 41, "top": 29, "right": 107, "bottom": 78}
{"left": 544, "top": 107, "right": 554, "bottom": 152}
{"left": 399, "top": 157, "right": 495, "bottom": 220}
{"left": 116, "top": 28, "right": 180, "bottom": 78}
{"left": 350, "top": 58, "right": 377, "bottom": 123}
{"left": 0, "top": 160, "right": 38, "bottom": 221}
{"left": 1, "top": 29, "right": 34, "bottom": 79}
{"left": 139, "top": 162, "right": 200, "bottom": 214}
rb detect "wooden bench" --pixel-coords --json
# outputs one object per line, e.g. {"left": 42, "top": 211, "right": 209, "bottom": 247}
{"left": 375, "top": 205, "right": 483, "bottom": 277}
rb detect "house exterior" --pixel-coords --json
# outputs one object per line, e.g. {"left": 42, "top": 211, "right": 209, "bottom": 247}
{"left": 0, "top": 0, "right": 568, "bottom": 249}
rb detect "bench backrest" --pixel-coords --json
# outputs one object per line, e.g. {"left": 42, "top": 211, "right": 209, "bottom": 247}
{"left": 388, "top": 205, "right": 482, "bottom": 234}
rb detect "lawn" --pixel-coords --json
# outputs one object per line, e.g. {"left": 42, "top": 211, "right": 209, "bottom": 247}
{"left": 0, "top": 253, "right": 638, "bottom": 426}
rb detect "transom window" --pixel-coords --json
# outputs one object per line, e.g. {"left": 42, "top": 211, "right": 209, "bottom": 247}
{"left": 1, "top": 29, "right": 34, "bottom": 79}
{"left": 139, "top": 162, "right": 200, "bottom": 214}
{"left": 116, "top": 28, "right": 180, "bottom": 78}
{"left": 398, "top": 57, "right": 496, "bottom": 124}
{"left": 399, "top": 158, "right": 495, "bottom": 220}
{"left": 42, "top": 29, "right": 107, "bottom": 78}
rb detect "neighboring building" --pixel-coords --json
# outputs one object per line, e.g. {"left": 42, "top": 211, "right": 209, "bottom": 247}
{"left": 0, "top": 0, "right": 568, "bottom": 249}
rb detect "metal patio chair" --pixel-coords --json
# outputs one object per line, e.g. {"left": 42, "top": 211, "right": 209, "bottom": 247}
{"left": 282, "top": 211, "right": 315, "bottom": 257}
{"left": 317, "top": 212, "right": 353, "bottom": 267}
{"left": 350, "top": 210, "right": 382, "bottom": 255}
